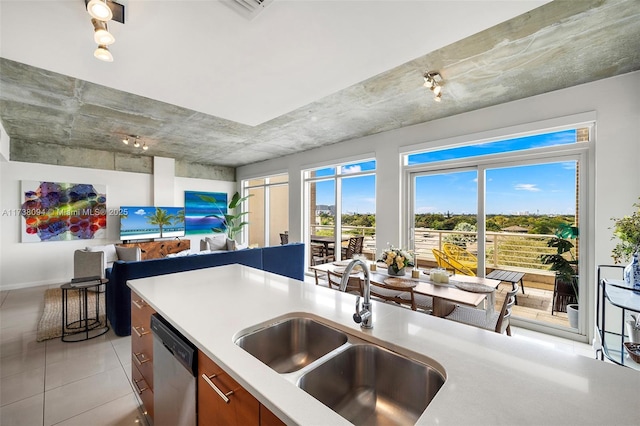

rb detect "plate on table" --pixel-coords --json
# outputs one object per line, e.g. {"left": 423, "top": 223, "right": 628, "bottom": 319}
{"left": 383, "top": 278, "right": 417, "bottom": 288}
{"left": 454, "top": 281, "right": 494, "bottom": 293}
{"left": 333, "top": 260, "right": 352, "bottom": 266}
{"left": 334, "top": 266, "right": 360, "bottom": 275}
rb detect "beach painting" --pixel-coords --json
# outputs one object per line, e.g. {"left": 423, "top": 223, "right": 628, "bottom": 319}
{"left": 184, "top": 191, "right": 227, "bottom": 235}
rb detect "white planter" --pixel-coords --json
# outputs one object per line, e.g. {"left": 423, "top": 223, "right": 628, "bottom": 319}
{"left": 567, "top": 304, "right": 579, "bottom": 329}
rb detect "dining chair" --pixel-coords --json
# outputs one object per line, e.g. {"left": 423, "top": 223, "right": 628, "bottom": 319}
{"left": 397, "top": 290, "right": 433, "bottom": 313}
{"left": 326, "top": 270, "right": 362, "bottom": 296}
{"left": 369, "top": 280, "right": 412, "bottom": 309}
{"left": 444, "top": 284, "right": 519, "bottom": 335}
{"left": 442, "top": 243, "right": 478, "bottom": 271}
{"left": 341, "top": 236, "right": 364, "bottom": 259}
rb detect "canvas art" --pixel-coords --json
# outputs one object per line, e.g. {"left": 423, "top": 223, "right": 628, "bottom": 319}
{"left": 184, "top": 191, "right": 227, "bottom": 235}
{"left": 20, "top": 181, "right": 107, "bottom": 242}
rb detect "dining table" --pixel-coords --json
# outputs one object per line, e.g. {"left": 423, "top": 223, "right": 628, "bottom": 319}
{"left": 311, "top": 261, "right": 501, "bottom": 317}
{"left": 310, "top": 235, "right": 350, "bottom": 257}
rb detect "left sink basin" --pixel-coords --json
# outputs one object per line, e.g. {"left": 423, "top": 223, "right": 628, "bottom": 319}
{"left": 235, "top": 317, "right": 348, "bottom": 373}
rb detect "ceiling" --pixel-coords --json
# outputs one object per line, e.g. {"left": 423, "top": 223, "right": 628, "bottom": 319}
{"left": 1, "top": 0, "right": 639, "bottom": 169}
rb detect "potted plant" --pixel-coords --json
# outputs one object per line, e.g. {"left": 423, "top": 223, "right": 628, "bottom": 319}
{"left": 610, "top": 197, "right": 640, "bottom": 289}
{"left": 541, "top": 223, "right": 579, "bottom": 328}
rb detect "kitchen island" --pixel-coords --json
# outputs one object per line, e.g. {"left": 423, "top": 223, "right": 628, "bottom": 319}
{"left": 128, "top": 264, "right": 639, "bottom": 425}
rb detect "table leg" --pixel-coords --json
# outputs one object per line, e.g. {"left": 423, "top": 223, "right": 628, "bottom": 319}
{"left": 433, "top": 298, "right": 455, "bottom": 317}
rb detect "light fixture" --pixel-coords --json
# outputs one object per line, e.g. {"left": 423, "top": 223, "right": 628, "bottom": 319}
{"left": 121, "top": 135, "right": 149, "bottom": 151}
{"left": 423, "top": 71, "right": 443, "bottom": 102}
{"left": 92, "top": 19, "right": 115, "bottom": 45}
{"left": 94, "top": 45, "right": 113, "bottom": 62}
{"left": 85, "top": 1, "right": 125, "bottom": 62}
{"left": 87, "top": 0, "right": 113, "bottom": 21}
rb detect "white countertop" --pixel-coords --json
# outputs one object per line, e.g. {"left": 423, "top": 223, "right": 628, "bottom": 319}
{"left": 128, "top": 264, "right": 640, "bottom": 425}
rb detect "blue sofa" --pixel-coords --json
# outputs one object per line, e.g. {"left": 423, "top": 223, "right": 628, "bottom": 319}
{"left": 106, "top": 243, "right": 305, "bottom": 336}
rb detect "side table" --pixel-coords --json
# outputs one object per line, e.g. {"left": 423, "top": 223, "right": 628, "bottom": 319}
{"left": 485, "top": 269, "right": 525, "bottom": 304}
{"left": 61, "top": 278, "right": 109, "bottom": 342}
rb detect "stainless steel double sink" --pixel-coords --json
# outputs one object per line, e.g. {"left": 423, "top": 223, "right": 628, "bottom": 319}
{"left": 235, "top": 316, "right": 446, "bottom": 425}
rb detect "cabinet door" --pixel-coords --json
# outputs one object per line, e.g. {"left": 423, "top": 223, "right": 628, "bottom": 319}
{"left": 198, "top": 350, "right": 259, "bottom": 426}
{"left": 260, "top": 404, "right": 286, "bottom": 426}
{"left": 131, "top": 291, "right": 155, "bottom": 419}
{"left": 131, "top": 362, "right": 154, "bottom": 419}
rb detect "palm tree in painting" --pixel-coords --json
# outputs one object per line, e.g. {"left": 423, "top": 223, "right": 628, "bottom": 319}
{"left": 146, "top": 207, "right": 174, "bottom": 238}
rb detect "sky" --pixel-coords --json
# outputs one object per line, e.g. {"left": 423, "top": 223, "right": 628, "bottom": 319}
{"left": 315, "top": 130, "right": 578, "bottom": 215}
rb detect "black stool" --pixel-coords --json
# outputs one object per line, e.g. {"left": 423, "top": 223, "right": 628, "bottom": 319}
{"left": 61, "top": 279, "right": 109, "bottom": 342}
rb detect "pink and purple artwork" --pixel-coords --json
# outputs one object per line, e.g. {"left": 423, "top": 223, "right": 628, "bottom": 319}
{"left": 20, "top": 180, "right": 107, "bottom": 242}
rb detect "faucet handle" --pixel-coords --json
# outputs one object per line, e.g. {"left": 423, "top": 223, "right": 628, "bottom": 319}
{"left": 353, "top": 296, "right": 362, "bottom": 323}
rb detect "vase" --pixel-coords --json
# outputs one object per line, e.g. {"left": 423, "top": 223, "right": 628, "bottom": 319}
{"left": 388, "top": 266, "right": 406, "bottom": 276}
{"left": 623, "top": 252, "right": 640, "bottom": 290}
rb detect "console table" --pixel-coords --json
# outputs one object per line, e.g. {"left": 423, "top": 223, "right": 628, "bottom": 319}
{"left": 121, "top": 239, "right": 190, "bottom": 260}
{"left": 596, "top": 265, "right": 640, "bottom": 370}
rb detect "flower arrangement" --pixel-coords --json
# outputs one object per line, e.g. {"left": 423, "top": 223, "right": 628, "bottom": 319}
{"left": 380, "top": 245, "right": 414, "bottom": 273}
{"left": 610, "top": 198, "right": 640, "bottom": 264}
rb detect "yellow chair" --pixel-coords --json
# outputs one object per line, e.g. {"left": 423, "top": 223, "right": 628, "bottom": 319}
{"left": 432, "top": 249, "right": 475, "bottom": 276}
{"left": 442, "top": 243, "right": 478, "bottom": 272}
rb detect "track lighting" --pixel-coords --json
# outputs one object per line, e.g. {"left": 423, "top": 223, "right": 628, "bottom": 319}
{"left": 94, "top": 45, "right": 113, "bottom": 62}
{"left": 121, "top": 135, "right": 150, "bottom": 151}
{"left": 85, "top": 0, "right": 125, "bottom": 62}
{"left": 423, "top": 71, "right": 443, "bottom": 102}
{"left": 92, "top": 19, "right": 115, "bottom": 45}
{"left": 87, "top": 0, "right": 113, "bottom": 21}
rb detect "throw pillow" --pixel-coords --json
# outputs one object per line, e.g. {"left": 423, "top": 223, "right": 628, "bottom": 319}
{"left": 226, "top": 238, "right": 237, "bottom": 251}
{"left": 205, "top": 234, "right": 227, "bottom": 251}
{"left": 86, "top": 244, "right": 118, "bottom": 264}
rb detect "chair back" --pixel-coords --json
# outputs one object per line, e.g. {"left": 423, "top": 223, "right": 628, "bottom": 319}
{"left": 432, "top": 248, "right": 473, "bottom": 275}
{"left": 495, "top": 284, "right": 519, "bottom": 333}
{"left": 74, "top": 250, "right": 105, "bottom": 279}
{"left": 343, "top": 236, "right": 364, "bottom": 259}
{"left": 370, "top": 280, "right": 416, "bottom": 310}
{"left": 279, "top": 233, "right": 289, "bottom": 245}
{"left": 443, "top": 243, "right": 478, "bottom": 270}
{"left": 327, "top": 270, "right": 362, "bottom": 296}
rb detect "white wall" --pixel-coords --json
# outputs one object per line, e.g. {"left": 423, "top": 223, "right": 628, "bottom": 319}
{"left": 237, "top": 71, "right": 640, "bottom": 340}
{"left": 0, "top": 161, "right": 235, "bottom": 290}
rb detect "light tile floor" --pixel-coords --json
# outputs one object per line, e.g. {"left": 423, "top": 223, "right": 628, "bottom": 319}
{"left": 1, "top": 283, "right": 596, "bottom": 425}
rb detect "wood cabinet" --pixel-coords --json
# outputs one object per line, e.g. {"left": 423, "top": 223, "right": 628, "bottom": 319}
{"left": 198, "top": 350, "right": 285, "bottom": 426}
{"left": 121, "top": 239, "right": 190, "bottom": 260}
{"left": 130, "top": 291, "right": 156, "bottom": 420}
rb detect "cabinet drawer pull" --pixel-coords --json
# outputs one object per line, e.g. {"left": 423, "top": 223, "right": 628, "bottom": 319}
{"left": 201, "top": 373, "right": 233, "bottom": 403}
{"left": 133, "top": 352, "right": 150, "bottom": 365}
{"left": 133, "top": 378, "right": 148, "bottom": 394}
{"left": 133, "top": 326, "right": 150, "bottom": 337}
{"left": 132, "top": 299, "right": 147, "bottom": 310}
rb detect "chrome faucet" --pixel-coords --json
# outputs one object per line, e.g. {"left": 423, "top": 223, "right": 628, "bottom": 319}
{"left": 339, "top": 259, "right": 372, "bottom": 329}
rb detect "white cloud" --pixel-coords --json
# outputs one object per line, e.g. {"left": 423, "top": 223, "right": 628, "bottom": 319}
{"left": 514, "top": 184, "right": 540, "bottom": 192}
{"left": 134, "top": 209, "right": 147, "bottom": 215}
{"left": 341, "top": 165, "right": 362, "bottom": 174}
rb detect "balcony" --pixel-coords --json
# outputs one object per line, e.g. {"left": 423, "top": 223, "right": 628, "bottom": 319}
{"left": 310, "top": 225, "right": 572, "bottom": 328}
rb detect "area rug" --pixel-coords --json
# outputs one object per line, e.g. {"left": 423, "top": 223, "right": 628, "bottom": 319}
{"left": 36, "top": 288, "right": 106, "bottom": 342}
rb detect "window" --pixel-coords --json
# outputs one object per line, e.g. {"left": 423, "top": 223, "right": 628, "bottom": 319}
{"left": 243, "top": 174, "right": 288, "bottom": 247}
{"left": 304, "top": 160, "right": 376, "bottom": 266}
{"left": 405, "top": 126, "right": 590, "bottom": 333}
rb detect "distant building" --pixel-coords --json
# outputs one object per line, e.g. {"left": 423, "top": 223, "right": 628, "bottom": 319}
{"left": 316, "top": 205, "right": 335, "bottom": 216}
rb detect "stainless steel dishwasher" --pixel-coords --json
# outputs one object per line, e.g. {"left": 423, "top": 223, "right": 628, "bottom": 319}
{"left": 151, "top": 314, "right": 197, "bottom": 426}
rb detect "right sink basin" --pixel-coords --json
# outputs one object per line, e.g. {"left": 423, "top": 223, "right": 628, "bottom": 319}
{"left": 297, "top": 343, "right": 445, "bottom": 425}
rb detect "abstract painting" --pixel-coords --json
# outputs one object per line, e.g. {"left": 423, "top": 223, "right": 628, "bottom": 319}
{"left": 20, "top": 181, "right": 107, "bottom": 242}
{"left": 184, "top": 191, "right": 227, "bottom": 235}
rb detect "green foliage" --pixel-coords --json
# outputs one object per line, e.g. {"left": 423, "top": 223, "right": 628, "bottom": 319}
{"left": 146, "top": 207, "right": 175, "bottom": 238}
{"left": 540, "top": 223, "right": 579, "bottom": 298}
{"left": 443, "top": 222, "right": 477, "bottom": 247}
{"left": 610, "top": 198, "right": 640, "bottom": 263}
{"left": 199, "top": 192, "right": 252, "bottom": 240}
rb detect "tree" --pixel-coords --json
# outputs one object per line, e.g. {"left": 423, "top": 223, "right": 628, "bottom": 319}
{"left": 146, "top": 207, "right": 175, "bottom": 238}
